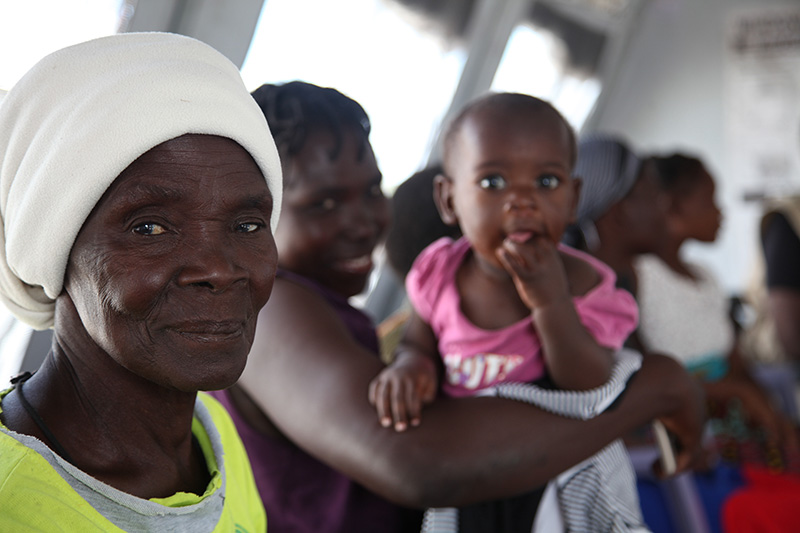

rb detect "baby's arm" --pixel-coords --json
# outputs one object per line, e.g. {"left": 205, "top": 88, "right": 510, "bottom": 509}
{"left": 496, "top": 236, "right": 613, "bottom": 390}
{"left": 368, "top": 309, "right": 441, "bottom": 431}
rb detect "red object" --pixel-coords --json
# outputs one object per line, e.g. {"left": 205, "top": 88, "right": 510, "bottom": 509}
{"left": 722, "top": 466, "right": 800, "bottom": 532}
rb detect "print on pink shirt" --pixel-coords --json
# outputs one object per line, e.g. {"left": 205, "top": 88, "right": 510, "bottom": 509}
{"left": 443, "top": 352, "right": 526, "bottom": 390}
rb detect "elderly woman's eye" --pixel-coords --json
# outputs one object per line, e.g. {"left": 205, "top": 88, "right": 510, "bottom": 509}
{"left": 536, "top": 174, "right": 561, "bottom": 190}
{"left": 479, "top": 175, "right": 506, "bottom": 190}
{"left": 237, "top": 222, "right": 264, "bottom": 233}
{"left": 132, "top": 222, "right": 167, "bottom": 235}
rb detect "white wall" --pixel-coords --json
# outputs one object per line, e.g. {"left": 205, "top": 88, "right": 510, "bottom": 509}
{"left": 588, "top": 0, "right": 800, "bottom": 294}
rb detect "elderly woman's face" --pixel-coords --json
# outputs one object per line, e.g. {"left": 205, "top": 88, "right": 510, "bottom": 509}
{"left": 63, "top": 134, "right": 277, "bottom": 392}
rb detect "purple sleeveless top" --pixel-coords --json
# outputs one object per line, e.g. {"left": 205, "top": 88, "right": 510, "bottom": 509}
{"left": 210, "top": 270, "right": 422, "bottom": 533}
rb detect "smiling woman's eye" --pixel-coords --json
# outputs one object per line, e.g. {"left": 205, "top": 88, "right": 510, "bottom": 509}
{"left": 536, "top": 174, "right": 561, "bottom": 190}
{"left": 479, "top": 174, "right": 507, "bottom": 190}
{"left": 132, "top": 222, "right": 167, "bottom": 235}
{"left": 236, "top": 222, "right": 264, "bottom": 233}
{"left": 317, "top": 197, "right": 337, "bottom": 211}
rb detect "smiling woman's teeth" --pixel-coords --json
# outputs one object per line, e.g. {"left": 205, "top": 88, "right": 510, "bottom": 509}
{"left": 337, "top": 255, "right": 372, "bottom": 273}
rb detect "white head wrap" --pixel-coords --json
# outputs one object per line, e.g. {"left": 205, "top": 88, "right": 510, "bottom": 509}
{"left": 0, "top": 32, "right": 282, "bottom": 329}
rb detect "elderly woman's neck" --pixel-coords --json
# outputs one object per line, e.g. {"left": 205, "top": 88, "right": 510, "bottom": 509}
{"left": 7, "top": 344, "right": 209, "bottom": 498}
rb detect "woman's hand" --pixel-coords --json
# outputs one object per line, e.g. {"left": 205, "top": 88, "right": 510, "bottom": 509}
{"left": 368, "top": 351, "right": 438, "bottom": 432}
{"left": 636, "top": 353, "right": 708, "bottom": 474}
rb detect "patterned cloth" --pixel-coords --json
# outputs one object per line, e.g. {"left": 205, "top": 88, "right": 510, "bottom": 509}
{"left": 635, "top": 255, "right": 800, "bottom": 475}
{"left": 422, "top": 349, "right": 650, "bottom": 533}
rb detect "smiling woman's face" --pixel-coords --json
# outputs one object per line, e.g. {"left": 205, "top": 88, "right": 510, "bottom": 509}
{"left": 275, "top": 127, "right": 389, "bottom": 298}
{"left": 62, "top": 134, "right": 278, "bottom": 392}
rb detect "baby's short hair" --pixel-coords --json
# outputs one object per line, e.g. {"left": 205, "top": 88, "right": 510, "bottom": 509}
{"left": 441, "top": 92, "right": 577, "bottom": 175}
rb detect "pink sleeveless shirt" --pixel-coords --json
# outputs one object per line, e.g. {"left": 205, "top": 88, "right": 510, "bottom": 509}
{"left": 406, "top": 237, "right": 638, "bottom": 398}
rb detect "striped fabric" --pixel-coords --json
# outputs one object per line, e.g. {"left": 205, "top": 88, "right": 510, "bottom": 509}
{"left": 421, "top": 507, "right": 459, "bottom": 533}
{"left": 421, "top": 349, "right": 649, "bottom": 533}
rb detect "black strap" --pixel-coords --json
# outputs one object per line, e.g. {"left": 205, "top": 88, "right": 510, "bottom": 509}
{"left": 10, "top": 371, "right": 76, "bottom": 465}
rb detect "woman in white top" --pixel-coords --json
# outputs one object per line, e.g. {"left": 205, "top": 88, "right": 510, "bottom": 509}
{"left": 635, "top": 153, "right": 797, "bottom": 460}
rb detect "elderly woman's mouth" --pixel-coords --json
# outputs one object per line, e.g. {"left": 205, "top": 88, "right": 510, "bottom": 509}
{"left": 171, "top": 321, "right": 246, "bottom": 342}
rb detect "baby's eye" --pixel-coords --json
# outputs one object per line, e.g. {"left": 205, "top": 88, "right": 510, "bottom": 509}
{"left": 536, "top": 174, "right": 561, "bottom": 190}
{"left": 479, "top": 175, "right": 507, "bottom": 190}
{"left": 236, "top": 222, "right": 264, "bottom": 233}
{"left": 132, "top": 223, "right": 167, "bottom": 236}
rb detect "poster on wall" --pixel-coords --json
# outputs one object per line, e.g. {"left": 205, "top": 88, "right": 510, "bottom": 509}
{"left": 726, "top": 7, "right": 800, "bottom": 202}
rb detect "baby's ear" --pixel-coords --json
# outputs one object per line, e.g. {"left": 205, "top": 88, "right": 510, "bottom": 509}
{"left": 568, "top": 176, "right": 582, "bottom": 225}
{"left": 433, "top": 173, "right": 459, "bottom": 226}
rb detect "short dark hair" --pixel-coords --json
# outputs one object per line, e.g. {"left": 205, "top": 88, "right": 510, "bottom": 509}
{"left": 441, "top": 92, "right": 577, "bottom": 175}
{"left": 251, "top": 81, "right": 371, "bottom": 184}
{"left": 651, "top": 153, "right": 706, "bottom": 196}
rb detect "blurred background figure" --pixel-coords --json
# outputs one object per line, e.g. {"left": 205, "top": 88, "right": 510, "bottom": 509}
{"left": 376, "top": 164, "right": 462, "bottom": 363}
{"left": 741, "top": 194, "right": 800, "bottom": 368}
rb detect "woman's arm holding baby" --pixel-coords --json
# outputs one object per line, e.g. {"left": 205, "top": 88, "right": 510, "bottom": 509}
{"left": 240, "top": 278, "right": 704, "bottom": 508}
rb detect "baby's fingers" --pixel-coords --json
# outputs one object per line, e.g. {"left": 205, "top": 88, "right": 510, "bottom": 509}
{"left": 404, "top": 380, "right": 424, "bottom": 428}
{"left": 370, "top": 377, "right": 394, "bottom": 428}
{"left": 390, "top": 380, "right": 411, "bottom": 432}
{"left": 375, "top": 380, "right": 392, "bottom": 428}
{"left": 496, "top": 246, "right": 525, "bottom": 277}
{"left": 368, "top": 377, "right": 380, "bottom": 405}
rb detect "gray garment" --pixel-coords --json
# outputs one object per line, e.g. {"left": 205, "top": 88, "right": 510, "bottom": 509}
{"left": 422, "top": 349, "right": 649, "bottom": 533}
{"left": 19, "top": 328, "right": 52, "bottom": 375}
{"left": 0, "top": 396, "right": 226, "bottom": 533}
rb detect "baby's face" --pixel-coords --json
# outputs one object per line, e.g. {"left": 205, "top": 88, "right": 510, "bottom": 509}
{"left": 442, "top": 106, "right": 578, "bottom": 269}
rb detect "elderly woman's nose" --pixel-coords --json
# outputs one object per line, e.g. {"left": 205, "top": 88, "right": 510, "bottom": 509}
{"left": 177, "top": 236, "right": 245, "bottom": 291}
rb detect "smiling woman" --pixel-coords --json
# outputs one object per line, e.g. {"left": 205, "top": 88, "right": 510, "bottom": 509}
{"left": 0, "top": 33, "right": 281, "bottom": 532}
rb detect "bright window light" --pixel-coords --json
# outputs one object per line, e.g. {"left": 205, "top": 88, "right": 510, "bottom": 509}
{"left": 491, "top": 24, "right": 601, "bottom": 130}
{"left": 0, "top": 1, "right": 122, "bottom": 92}
{"left": 241, "top": 0, "right": 465, "bottom": 192}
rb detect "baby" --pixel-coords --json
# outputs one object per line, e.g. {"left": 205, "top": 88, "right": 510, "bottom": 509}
{"left": 370, "top": 93, "right": 648, "bottom": 532}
